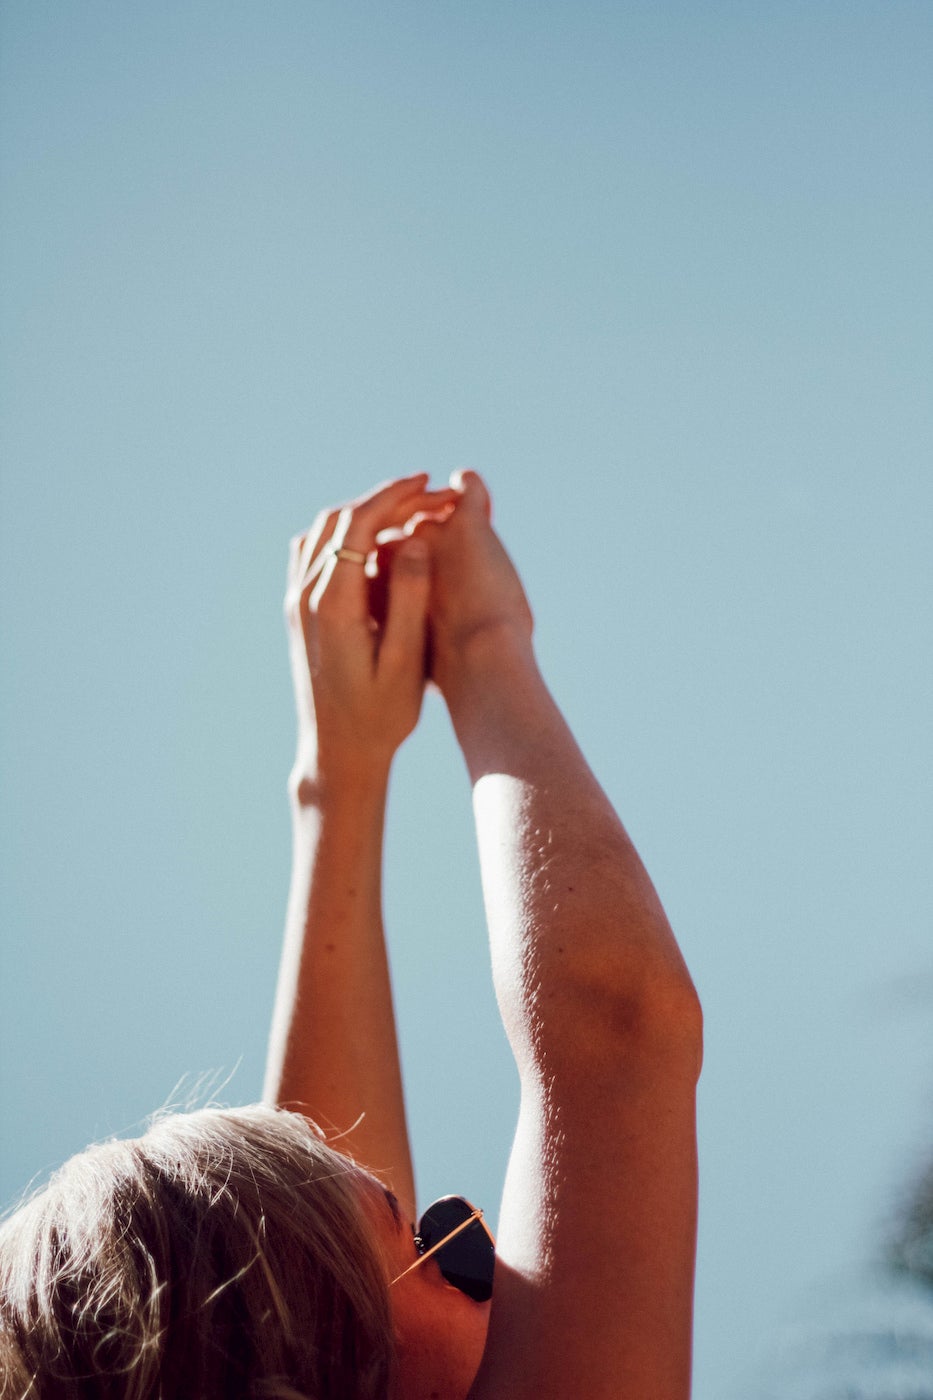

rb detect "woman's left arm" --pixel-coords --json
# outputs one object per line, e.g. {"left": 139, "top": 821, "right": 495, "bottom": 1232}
{"left": 263, "top": 474, "right": 454, "bottom": 1227}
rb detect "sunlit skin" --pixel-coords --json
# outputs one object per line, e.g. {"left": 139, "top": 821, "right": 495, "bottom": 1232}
{"left": 355, "top": 1172, "right": 491, "bottom": 1400}
{"left": 267, "top": 472, "right": 701, "bottom": 1399}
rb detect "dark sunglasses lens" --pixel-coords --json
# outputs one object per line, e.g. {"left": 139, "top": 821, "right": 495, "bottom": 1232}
{"left": 417, "top": 1197, "right": 495, "bottom": 1303}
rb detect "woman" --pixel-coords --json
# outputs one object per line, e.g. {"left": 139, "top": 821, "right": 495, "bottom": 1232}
{"left": 0, "top": 471, "right": 702, "bottom": 1399}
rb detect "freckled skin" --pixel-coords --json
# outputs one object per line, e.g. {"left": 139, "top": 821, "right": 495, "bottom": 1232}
{"left": 271, "top": 473, "right": 700, "bottom": 1400}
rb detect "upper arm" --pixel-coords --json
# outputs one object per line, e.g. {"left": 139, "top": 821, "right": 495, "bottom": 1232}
{"left": 470, "top": 980, "right": 702, "bottom": 1400}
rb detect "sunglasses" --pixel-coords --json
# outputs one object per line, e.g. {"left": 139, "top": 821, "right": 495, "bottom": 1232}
{"left": 390, "top": 1195, "right": 496, "bottom": 1302}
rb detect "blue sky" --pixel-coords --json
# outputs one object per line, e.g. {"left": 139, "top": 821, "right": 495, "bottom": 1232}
{"left": 2, "top": 4, "right": 931, "bottom": 1395}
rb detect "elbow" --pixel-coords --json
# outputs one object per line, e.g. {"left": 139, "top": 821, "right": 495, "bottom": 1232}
{"left": 543, "top": 945, "right": 704, "bottom": 1084}
{"left": 626, "top": 958, "right": 704, "bottom": 1081}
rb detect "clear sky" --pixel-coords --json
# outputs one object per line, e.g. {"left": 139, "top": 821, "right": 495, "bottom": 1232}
{"left": 1, "top": 3, "right": 931, "bottom": 1396}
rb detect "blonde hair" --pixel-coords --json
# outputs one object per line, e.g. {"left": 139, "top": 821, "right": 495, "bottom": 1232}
{"left": 0, "top": 1105, "right": 395, "bottom": 1400}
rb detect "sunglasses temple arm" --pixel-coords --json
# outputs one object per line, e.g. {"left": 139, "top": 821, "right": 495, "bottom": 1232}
{"left": 389, "top": 1208, "right": 485, "bottom": 1287}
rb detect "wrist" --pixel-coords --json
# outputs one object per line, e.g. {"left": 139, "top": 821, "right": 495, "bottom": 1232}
{"left": 438, "top": 629, "right": 566, "bottom": 783}
{"left": 289, "top": 745, "right": 393, "bottom": 813}
{"left": 436, "top": 622, "right": 538, "bottom": 708}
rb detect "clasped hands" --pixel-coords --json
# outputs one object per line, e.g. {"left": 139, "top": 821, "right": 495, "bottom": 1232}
{"left": 286, "top": 471, "right": 533, "bottom": 779}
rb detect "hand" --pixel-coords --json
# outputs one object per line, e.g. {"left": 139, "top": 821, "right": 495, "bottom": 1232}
{"left": 286, "top": 474, "right": 458, "bottom": 778}
{"left": 411, "top": 471, "right": 534, "bottom": 696}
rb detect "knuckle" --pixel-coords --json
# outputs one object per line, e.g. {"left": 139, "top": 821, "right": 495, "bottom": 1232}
{"left": 409, "top": 519, "right": 440, "bottom": 547}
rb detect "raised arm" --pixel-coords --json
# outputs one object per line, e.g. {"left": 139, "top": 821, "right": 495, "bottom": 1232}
{"left": 264, "top": 474, "right": 455, "bottom": 1225}
{"left": 417, "top": 474, "right": 702, "bottom": 1400}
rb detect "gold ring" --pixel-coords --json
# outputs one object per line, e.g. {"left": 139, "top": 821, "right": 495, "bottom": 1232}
{"left": 332, "top": 547, "right": 368, "bottom": 565}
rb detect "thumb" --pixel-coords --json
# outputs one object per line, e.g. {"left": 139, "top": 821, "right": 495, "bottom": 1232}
{"left": 449, "top": 469, "right": 492, "bottom": 521}
{"left": 379, "top": 536, "right": 431, "bottom": 674}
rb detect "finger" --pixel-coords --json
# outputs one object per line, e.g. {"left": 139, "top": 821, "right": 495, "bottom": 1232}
{"left": 369, "top": 536, "right": 403, "bottom": 631}
{"left": 299, "top": 485, "right": 427, "bottom": 612}
{"left": 333, "top": 473, "right": 431, "bottom": 551}
{"left": 285, "top": 534, "right": 307, "bottom": 623}
{"left": 287, "top": 532, "right": 305, "bottom": 587}
{"left": 401, "top": 499, "right": 459, "bottom": 534}
{"left": 286, "top": 513, "right": 340, "bottom": 619}
{"left": 406, "top": 518, "right": 444, "bottom": 550}
{"left": 378, "top": 537, "right": 431, "bottom": 678}
{"left": 294, "top": 476, "right": 433, "bottom": 594}
{"left": 323, "top": 485, "right": 453, "bottom": 622}
{"left": 335, "top": 485, "right": 460, "bottom": 555}
{"left": 300, "top": 509, "right": 341, "bottom": 586}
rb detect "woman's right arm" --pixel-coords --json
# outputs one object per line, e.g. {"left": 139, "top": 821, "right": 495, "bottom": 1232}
{"left": 419, "top": 475, "right": 702, "bottom": 1400}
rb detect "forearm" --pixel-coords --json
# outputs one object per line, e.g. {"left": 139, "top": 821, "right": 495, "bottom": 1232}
{"left": 413, "top": 474, "right": 699, "bottom": 1396}
{"left": 450, "top": 630, "right": 701, "bottom": 1400}
{"left": 444, "top": 629, "right": 699, "bottom": 1071}
{"left": 263, "top": 761, "right": 416, "bottom": 1221}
